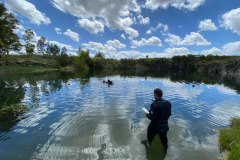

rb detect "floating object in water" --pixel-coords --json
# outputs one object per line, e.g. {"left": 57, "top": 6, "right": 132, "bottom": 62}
{"left": 102, "top": 79, "right": 113, "bottom": 85}
{"left": 107, "top": 80, "right": 113, "bottom": 85}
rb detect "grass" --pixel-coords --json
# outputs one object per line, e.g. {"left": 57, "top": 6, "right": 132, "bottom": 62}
{"left": 0, "top": 65, "right": 58, "bottom": 75}
{"left": 0, "top": 104, "right": 28, "bottom": 120}
{"left": 0, "top": 55, "right": 59, "bottom": 67}
{"left": 219, "top": 118, "right": 240, "bottom": 160}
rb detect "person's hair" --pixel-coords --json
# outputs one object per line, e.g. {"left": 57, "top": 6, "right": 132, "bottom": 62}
{"left": 154, "top": 88, "right": 163, "bottom": 98}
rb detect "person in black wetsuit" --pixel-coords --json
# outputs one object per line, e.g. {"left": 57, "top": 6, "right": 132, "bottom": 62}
{"left": 145, "top": 88, "right": 172, "bottom": 150}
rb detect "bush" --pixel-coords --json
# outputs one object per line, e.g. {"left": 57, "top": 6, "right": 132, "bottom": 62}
{"left": 219, "top": 118, "right": 240, "bottom": 160}
{"left": 57, "top": 54, "right": 72, "bottom": 67}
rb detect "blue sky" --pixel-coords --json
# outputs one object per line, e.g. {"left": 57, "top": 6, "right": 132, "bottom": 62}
{"left": 1, "top": 0, "right": 240, "bottom": 58}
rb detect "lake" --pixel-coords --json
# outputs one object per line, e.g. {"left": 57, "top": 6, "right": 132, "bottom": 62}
{"left": 0, "top": 71, "right": 240, "bottom": 160}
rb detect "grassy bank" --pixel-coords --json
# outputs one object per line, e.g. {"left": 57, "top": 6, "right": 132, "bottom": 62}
{"left": 219, "top": 118, "right": 240, "bottom": 160}
{"left": 0, "top": 55, "right": 75, "bottom": 75}
{"left": 0, "top": 65, "right": 58, "bottom": 75}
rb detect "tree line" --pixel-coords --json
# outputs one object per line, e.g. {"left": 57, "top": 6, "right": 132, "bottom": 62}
{"left": 0, "top": 3, "right": 67, "bottom": 57}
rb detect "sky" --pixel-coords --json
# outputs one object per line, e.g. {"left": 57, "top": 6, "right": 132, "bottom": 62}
{"left": 1, "top": 0, "right": 240, "bottom": 59}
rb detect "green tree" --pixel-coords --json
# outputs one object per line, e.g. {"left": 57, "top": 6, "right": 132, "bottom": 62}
{"left": 94, "top": 51, "right": 105, "bottom": 59}
{"left": 0, "top": 4, "right": 21, "bottom": 55}
{"left": 46, "top": 43, "right": 60, "bottom": 57}
{"left": 23, "top": 29, "right": 35, "bottom": 55}
{"left": 37, "top": 36, "right": 46, "bottom": 55}
{"left": 61, "top": 46, "right": 67, "bottom": 55}
{"left": 93, "top": 51, "right": 105, "bottom": 69}
{"left": 74, "top": 48, "right": 93, "bottom": 72}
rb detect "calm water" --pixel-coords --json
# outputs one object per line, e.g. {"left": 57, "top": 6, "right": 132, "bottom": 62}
{"left": 0, "top": 72, "right": 240, "bottom": 160}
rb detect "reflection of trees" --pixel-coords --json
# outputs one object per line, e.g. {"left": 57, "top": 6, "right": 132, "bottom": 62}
{"left": 76, "top": 72, "right": 90, "bottom": 86}
{"left": 0, "top": 80, "right": 25, "bottom": 134}
{"left": 92, "top": 70, "right": 240, "bottom": 93}
{"left": 48, "top": 79, "right": 64, "bottom": 93}
{"left": 0, "top": 80, "right": 25, "bottom": 108}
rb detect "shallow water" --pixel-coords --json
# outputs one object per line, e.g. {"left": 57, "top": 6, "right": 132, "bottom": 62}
{"left": 0, "top": 72, "right": 240, "bottom": 160}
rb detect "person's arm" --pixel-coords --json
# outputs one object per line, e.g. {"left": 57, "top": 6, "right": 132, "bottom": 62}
{"left": 146, "top": 103, "right": 153, "bottom": 120}
{"left": 167, "top": 101, "right": 172, "bottom": 119}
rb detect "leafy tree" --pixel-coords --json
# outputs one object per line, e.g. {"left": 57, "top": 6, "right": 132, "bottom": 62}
{"left": 46, "top": 43, "right": 60, "bottom": 57}
{"left": 74, "top": 48, "right": 93, "bottom": 72}
{"left": 23, "top": 29, "right": 35, "bottom": 55}
{"left": 26, "top": 44, "right": 35, "bottom": 55}
{"left": 61, "top": 46, "right": 67, "bottom": 55}
{"left": 93, "top": 51, "right": 105, "bottom": 69}
{"left": 0, "top": 4, "right": 21, "bottom": 55}
{"left": 37, "top": 36, "right": 46, "bottom": 55}
{"left": 52, "top": 44, "right": 60, "bottom": 57}
{"left": 94, "top": 52, "right": 105, "bottom": 59}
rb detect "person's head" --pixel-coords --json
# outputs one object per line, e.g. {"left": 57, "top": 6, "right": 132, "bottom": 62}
{"left": 154, "top": 88, "right": 163, "bottom": 99}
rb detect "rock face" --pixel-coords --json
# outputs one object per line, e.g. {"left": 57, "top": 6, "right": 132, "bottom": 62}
{"left": 119, "top": 57, "right": 240, "bottom": 77}
{"left": 197, "top": 59, "right": 240, "bottom": 76}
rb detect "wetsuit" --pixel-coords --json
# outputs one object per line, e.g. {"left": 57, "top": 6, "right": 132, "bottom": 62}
{"left": 146, "top": 98, "right": 171, "bottom": 149}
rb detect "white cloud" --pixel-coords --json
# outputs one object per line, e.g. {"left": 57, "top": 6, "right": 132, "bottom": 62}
{"left": 83, "top": 42, "right": 116, "bottom": 54}
{"left": 51, "top": 0, "right": 140, "bottom": 38}
{"left": 78, "top": 18, "right": 104, "bottom": 34}
{"left": 124, "top": 27, "right": 139, "bottom": 39}
{"left": 82, "top": 39, "right": 126, "bottom": 54}
{"left": 54, "top": 28, "right": 62, "bottom": 34}
{"left": 132, "top": 36, "right": 162, "bottom": 47}
{"left": 121, "top": 34, "right": 126, "bottom": 40}
{"left": 155, "top": 23, "right": 169, "bottom": 32}
{"left": 147, "top": 23, "right": 168, "bottom": 35}
{"left": 14, "top": 24, "right": 25, "bottom": 35}
{"left": 138, "top": 15, "right": 150, "bottom": 25}
{"left": 54, "top": 28, "right": 80, "bottom": 42}
{"left": 63, "top": 29, "right": 80, "bottom": 42}
{"left": 165, "top": 47, "right": 190, "bottom": 56}
{"left": 183, "top": 32, "right": 211, "bottom": 46}
{"left": 145, "top": 0, "right": 205, "bottom": 11}
{"left": 105, "top": 47, "right": 190, "bottom": 59}
{"left": 165, "top": 32, "right": 211, "bottom": 46}
{"left": 106, "top": 50, "right": 162, "bottom": 59}
{"left": 223, "top": 41, "right": 240, "bottom": 55}
{"left": 48, "top": 40, "right": 74, "bottom": 52}
{"left": 5, "top": 0, "right": 51, "bottom": 25}
{"left": 115, "top": 17, "right": 139, "bottom": 38}
{"left": 200, "top": 47, "right": 223, "bottom": 55}
{"left": 221, "top": 8, "right": 240, "bottom": 35}
{"left": 146, "top": 29, "right": 152, "bottom": 34}
{"left": 165, "top": 34, "right": 182, "bottom": 45}
{"left": 106, "top": 40, "right": 126, "bottom": 49}
{"left": 198, "top": 19, "right": 217, "bottom": 31}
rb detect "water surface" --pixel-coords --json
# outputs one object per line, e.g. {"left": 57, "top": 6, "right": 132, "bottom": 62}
{"left": 0, "top": 72, "right": 240, "bottom": 160}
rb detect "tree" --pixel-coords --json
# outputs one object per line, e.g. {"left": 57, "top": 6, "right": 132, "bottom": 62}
{"left": 94, "top": 51, "right": 105, "bottom": 59}
{"left": 0, "top": 4, "right": 21, "bottom": 55}
{"left": 37, "top": 36, "right": 46, "bottom": 55}
{"left": 93, "top": 51, "right": 105, "bottom": 69}
{"left": 74, "top": 48, "right": 93, "bottom": 72}
{"left": 61, "top": 46, "right": 67, "bottom": 55}
{"left": 52, "top": 44, "right": 60, "bottom": 57}
{"left": 46, "top": 43, "right": 60, "bottom": 57}
{"left": 23, "top": 29, "right": 35, "bottom": 55}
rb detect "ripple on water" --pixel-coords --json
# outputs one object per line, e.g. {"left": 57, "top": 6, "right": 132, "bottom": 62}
{"left": 0, "top": 76, "right": 240, "bottom": 160}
